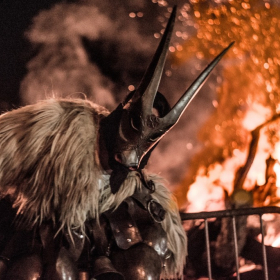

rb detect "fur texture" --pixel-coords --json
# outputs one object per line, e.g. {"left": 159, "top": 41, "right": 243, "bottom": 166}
{"left": 99, "top": 171, "right": 187, "bottom": 278}
{"left": 149, "top": 174, "right": 187, "bottom": 278}
{"left": 0, "top": 98, "right": 186, "bottom": 277}
{"left": 0, "top": 98, "right": 108, "bottom": 233}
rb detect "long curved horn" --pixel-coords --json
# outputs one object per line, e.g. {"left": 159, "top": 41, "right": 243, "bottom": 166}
{"left": 133, "top": 6, "right": 177, "bottom": 116}
{"left": 161, "top": 41, "right": 234, "bottom": 127}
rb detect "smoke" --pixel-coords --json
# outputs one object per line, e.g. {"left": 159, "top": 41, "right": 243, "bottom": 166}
{"left": 19, "top": 0, "right": 222, "bottom": 188}
{"left": 20, "top": 1, "right": 171, "bottom": 107}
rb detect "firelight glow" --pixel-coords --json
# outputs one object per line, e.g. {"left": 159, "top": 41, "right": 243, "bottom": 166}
{"left": 166, "top": 0, "right": 280, "bottom": 209}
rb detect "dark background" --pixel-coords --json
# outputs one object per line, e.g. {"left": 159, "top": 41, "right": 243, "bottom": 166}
{"left": 0, "top": 0, "right": 218, "bottom": 189}
{"left": 0, "top": 0, "right": 62, "bottom": 110}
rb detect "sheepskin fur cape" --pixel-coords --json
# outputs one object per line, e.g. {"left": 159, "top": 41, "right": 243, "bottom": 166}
{"left": 0, "top": 98, "right": 186, "bottom": 277}
{"left": 99, "top": 171, "right": 187, "bottom": 278}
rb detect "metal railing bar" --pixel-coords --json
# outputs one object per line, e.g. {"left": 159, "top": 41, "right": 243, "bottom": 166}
{"left": 180, "top": 206, "right": 280, "bottom": 220}
{"left": 182, "top": 206, "right": 280, "bottom": 279}
{"left": 260, "top": 215, "right": 269, "bottom": 280}
{"left": 204, "top": 219, "right": 212, "bottom": 280}
{"left": 232, "top": 216, "right": 240, "bottom": 280}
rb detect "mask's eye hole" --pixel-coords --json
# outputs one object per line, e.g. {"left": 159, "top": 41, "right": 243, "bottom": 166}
{"left": 130, "top": 115, "right": 141, "bottom": 131}
{"left": 149, "top": 137, "right": 158, "bottom": 142}
{"left": 119, "top": 123, "right": 129, "bottom": 142}
{"left": 149, "top": 134, "right": 160, "bottom": 143}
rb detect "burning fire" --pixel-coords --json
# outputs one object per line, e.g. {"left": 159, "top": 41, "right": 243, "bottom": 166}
{"left": 165, "top": 1, "right": 280, "bottom": 261}
{"left": 170, "top": 0, "right": 280, "bottom": 210}
{"left": 14, "top": 0, "right": 280, "bottom": 276}
{"left": 273, "top": 143, "right": 280, "bottom": 191}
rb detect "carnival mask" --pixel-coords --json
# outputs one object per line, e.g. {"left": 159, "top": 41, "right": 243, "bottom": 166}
{"left": 103, "top": 6, "right": 233, "bottom": 171}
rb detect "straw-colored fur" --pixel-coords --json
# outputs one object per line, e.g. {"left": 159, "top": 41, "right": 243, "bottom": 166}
{"left": 0, "top": 98, "right": 108, "bottom": 233}
{"left": 0, "top": 98, "right": 186, "bottom": 277}
{"left": 149, "top": 174, "right": 187, "bottom": 278}
{"left": 99, "top": 171, "right": 187, "bottom": 278}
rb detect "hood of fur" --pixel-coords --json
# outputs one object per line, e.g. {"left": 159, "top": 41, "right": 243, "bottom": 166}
{"left": 0, "top": 99, "right": 186, "bottom": 277}
{"left": 98, "top": 171, "right": 187, "bottom": 278}
{"left": 0, "top": 98, "right": 109, "bottom": 233}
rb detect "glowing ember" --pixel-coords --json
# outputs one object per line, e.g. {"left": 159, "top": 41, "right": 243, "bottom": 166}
{"left": 255, "top": 213, "right": 280, "bottom": 248}
{"left": 186, "top": 165, "right": 226, "bottom": 213}
{"left": 272, "top": 142, "right": 280, "bottom": 191}
{"left": 162, "top": 0, "right": 280, "bottom": 209}
{"left": 273, "top": 161, "right": 280, "bottom": 188}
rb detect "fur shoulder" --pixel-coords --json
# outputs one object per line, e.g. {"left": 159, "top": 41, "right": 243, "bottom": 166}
{"left": 0, "top": 98, "right": 108, "bottom": 232}
{"left": 147, "top": 173, "right": 187, "bottom": 278}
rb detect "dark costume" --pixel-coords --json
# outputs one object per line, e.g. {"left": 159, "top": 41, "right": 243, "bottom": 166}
{"left": 0, "top": 6, "right": 233, "bottom": 280}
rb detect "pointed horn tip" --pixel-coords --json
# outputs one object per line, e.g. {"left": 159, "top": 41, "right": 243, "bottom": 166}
{"left": 166, "top": 6, "right": 177, "bottom": 22}
{"left": 218, "top": 41, "right": 235, "bottom": 58}
{"left": 167, "top": 6, "right": 177, "bottom": 26}
{"left": 135, "top": 4, "right": 177, "bottom": 103}
{"left": 224, "top": 41, "right": 235, "bottom": 52}
{"left": 171, "top": 5, "right": 177, "bottom": 13}
{"left": 228, "top": 41, "right": 235, "bottom": 48}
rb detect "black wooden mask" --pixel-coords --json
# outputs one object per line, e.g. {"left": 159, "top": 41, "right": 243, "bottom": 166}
{"left": 103, "top": 6, "right": 234, "bottom": 171}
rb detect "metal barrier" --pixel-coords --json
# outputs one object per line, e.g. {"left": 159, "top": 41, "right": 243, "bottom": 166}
{"left": 180, "top": 206, "right": 280, "bottom": 280}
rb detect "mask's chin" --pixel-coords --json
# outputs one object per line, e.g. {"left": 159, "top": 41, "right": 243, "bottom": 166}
{"left": 109, "top": 150, "right": 146, "bottom": 193}
{"left": 109, "top": 161, "right": 131, "bottom": 194}
{"left": 109, "top": 150, "right": 151, "bottom": 194}
{"left": 114, "top": 149, "right": 140, "bottom": 170}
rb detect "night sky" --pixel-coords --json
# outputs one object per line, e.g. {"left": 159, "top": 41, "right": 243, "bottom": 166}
{"left": 0, "top": 0, "right": 224, "bottom": 190}
{"left": 0, "top": 0, "right": 176, "bottom": 109}
{"left": 0, "top": 0, "right": 62, "bottom": 110}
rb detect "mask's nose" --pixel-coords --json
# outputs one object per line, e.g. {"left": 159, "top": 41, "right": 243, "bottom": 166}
{"left": 114, "top": 150, "right": 139, "bottom": 170}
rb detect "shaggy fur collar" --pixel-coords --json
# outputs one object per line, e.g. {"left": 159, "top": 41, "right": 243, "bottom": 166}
{"left": 99, "top": 171, "right": 187, "bottom": 278}
{"left": 0, "top": 98, "right": 108, "bottom": 233}
{"left": 0, "top": 98, "right": 186, "bottom": 277}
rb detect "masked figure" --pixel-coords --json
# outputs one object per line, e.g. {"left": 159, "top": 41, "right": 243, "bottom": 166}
{"left": 0, "top": 6, "right": 232, "bottom": 280}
